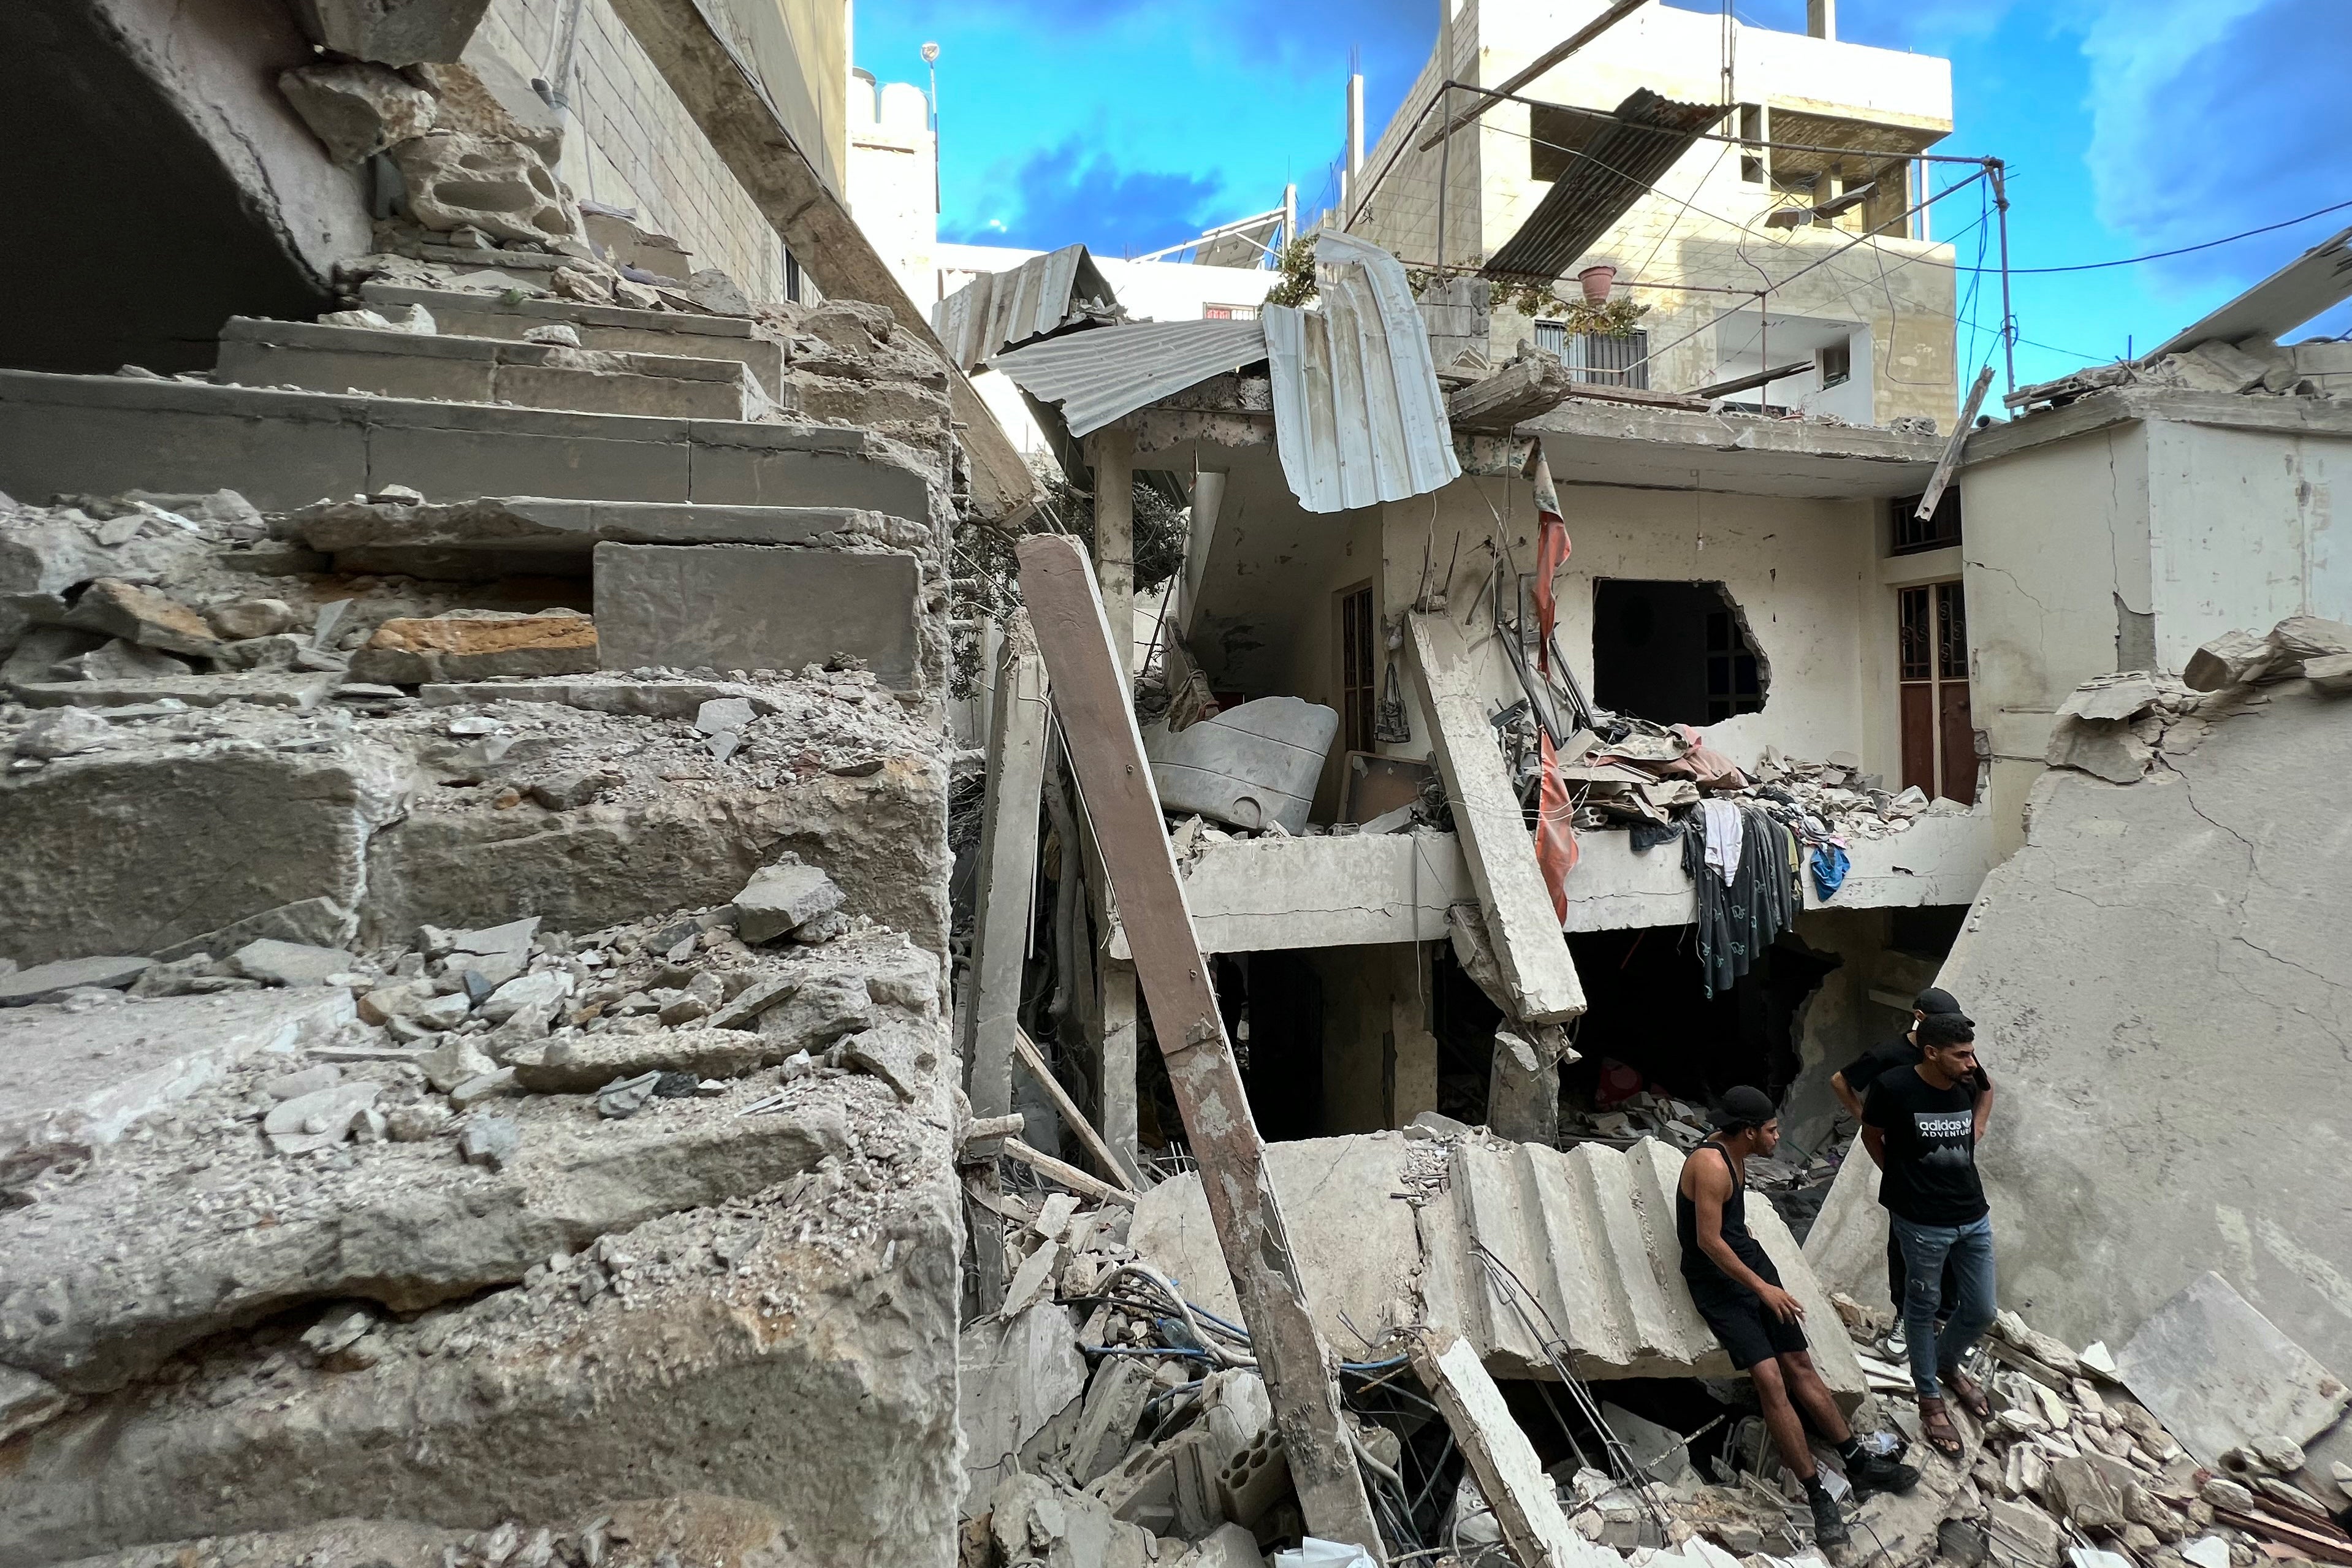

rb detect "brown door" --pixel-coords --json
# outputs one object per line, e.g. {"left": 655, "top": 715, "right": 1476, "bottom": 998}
{"left": 1898, "top": 580, "right": 1976, "bottom": 804}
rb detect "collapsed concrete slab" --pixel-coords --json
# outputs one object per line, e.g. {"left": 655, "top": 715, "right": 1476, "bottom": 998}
{"left": 1807, "top": 665, "right": 2352, "bottom": 1380}
{"left": 1131, "top": 1129, "right": 1865, "bottom": 1402}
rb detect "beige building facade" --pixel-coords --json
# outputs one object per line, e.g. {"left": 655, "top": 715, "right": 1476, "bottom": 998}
{"left": 1351, "top": 0, "right": 1961, "bottom": 430}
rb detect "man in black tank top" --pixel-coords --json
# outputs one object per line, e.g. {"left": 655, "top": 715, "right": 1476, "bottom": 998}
{"left": 1678, "top": 1087, "right": 1919, "bottom": 1545}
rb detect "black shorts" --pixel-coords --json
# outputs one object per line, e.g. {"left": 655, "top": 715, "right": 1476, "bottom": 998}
{"left": 1686, "top": 1271, "right": 1810, "bottom": 1371}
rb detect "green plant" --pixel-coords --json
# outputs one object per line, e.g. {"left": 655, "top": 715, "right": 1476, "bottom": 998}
{"left": 1263, "top": 233, "right": 1320, "bottom": 308}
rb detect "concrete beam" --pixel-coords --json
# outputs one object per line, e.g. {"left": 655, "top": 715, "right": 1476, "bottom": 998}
{"left": 964, "top": 617, "right": 1049, "bottom": 1124}
{"left": 1406, "top": 611, "right": 1585, "bottom": 1024}
{"left": 598, "top": 0, "right": 1039, "bottom": 525}
{"left": 1086, "top": 427, "right": 1136, "bottom": 683}
{"left": 1016, "top": 534, "right": 1385, "bottom": 1559}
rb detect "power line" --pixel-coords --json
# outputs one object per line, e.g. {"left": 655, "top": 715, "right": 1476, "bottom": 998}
{"left": 1942, "top": 196, "right": 2352, "bottom": 275}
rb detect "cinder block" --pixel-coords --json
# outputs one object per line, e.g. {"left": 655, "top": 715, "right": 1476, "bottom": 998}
{"left": 593, "top": 542, "right": 922, "bottom": 688}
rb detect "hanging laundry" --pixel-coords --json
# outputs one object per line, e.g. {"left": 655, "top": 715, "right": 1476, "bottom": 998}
{"left": 1810, "top": 842, "right": 1851, "bottom": 900}
{"left": 1699, "top": 797, "right": 1743, "bottom": 887}
{"left": 1681, "top": 804, "right": 1800, "bottom": 997}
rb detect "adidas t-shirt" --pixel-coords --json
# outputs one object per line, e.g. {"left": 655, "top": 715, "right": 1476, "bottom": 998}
{"left": 1863, "top": 1065, "right": 1989, "bottom": 1226}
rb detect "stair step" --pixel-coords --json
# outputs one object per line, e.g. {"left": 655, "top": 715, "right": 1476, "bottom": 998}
{"left": 216, "top": 318, "right": 766, "bottom": 422}
{"left": 0, "top": 370, "right": 934, "bottom": 520}
{"left": 284, "top": 494, "right": 927, "bottom": 577}
{"left": 357, "top": 283, "right": 786, "bottom": 400}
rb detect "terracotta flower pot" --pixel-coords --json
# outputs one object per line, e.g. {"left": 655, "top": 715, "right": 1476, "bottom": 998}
{"left": 1577, "top": 264, "right": 1617, "bottom": 303}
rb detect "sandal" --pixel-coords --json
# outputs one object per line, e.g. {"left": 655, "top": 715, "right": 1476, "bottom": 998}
{"left": 1917, "top": 1395, "right": 1966, "bottom": 1461}
{"left": 1943, "top": 1367, "right": 1993, "bottom": 1420}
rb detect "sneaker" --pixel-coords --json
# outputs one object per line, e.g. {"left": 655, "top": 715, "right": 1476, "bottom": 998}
{"left": 1808, "top": 1484, "right": 1852, "bottom": 1548}
{"left": 1848, "top": 1450, "right": 1922, "bottom": 1498}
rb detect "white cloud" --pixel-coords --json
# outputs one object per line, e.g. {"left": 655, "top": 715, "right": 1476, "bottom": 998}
{"left": 2076, "top": 0, "right": 2271, "bottom": 242}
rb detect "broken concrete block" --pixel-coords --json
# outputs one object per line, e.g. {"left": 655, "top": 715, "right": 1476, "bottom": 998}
{"left": 1986, "top": 1498, "right": 2063, "bottom": 1567}
{"left": 990, "top": 1471, "right": 1159, "bottom": 1568}
{"left": 2042, "top": 715, "right": 2151, "bottom": 783}
{"left": 2059, "top": 676, "right": 2163, "bottom": 723}
{"left": 480, "top": 968, "right": 570, "bottom": 1023}
{"left": 0, "top": 1366, "right": 67, "bottom": 1446}
{"left": 734, "top": 857, "right": 847, "bottom": 943}
{"left": 349, "top": 609, "right": 597, "bottom": 683}
{"left": 12, "top": 705, "right": 115, "bottom": 758}
{"left": 289, "top": 0, "right": 493, "bottom": 67}
{"left": 278, "top": 61, "right": 438, "bottom": 163}
{"left": 460, "top": 1113, "right": 519, "bottom": 1170}
{"left": 390, "top": 131, "right": 580, "bottom": 246}
{"left": 205, "top": 598, "right": 301, "bottom": 641}
{"left": 2268, "top": 615, "right": 2352, "bottom": 675}
{"left": 1067, "top": 1356, "right": 1157, "bottom": 1485}
{"left": 508, "top": 1027, "right": 774, "bottom": 1092}
{"left": 527, "top": 769, "right": 613, "bottom": 810}
{"left": 961, "top": 1301, "right": 1087, "bottom": 1504}
{"left": 230, "top": 938, "right": 356, "bottom": 986}
{"left": 0, "top": 953, "right": 152, "bottom": 1005}
{"left": 1, "top": 625, "right": 101, "bottom": 683}
{"left": 53, "top": 636, "right": 192, "bottom": 681}
{"left": 406, "top": 58, "right": 565, "bottom": 163}
{"left": 1, "top": 523, "right": 115, "bottom": 650}
{"left": 593, "top": 542, "right": 923, "bottom": 689}
{"left": 262, "top": 1081, "right": 382, "bottom": 1154}
{"left": 416, "top": 1033, "right": 496, "bottom": 1092}
{"left": 0, "top": 987, "right": 352, "bottom": 1179}
{"left": 2300, "top": 650, "right": 2352, "bottom": 695}
{"left": 61, "top": 578, "right": 221, "bottom": 657}
{"left": 2115, "top": 1271, "right": 2351, "bottom": 1469}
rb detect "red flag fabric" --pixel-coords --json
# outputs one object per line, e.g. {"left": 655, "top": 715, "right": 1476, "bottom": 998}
{"left": 1527, "top": 444, "right": 1577, "bottom": 921}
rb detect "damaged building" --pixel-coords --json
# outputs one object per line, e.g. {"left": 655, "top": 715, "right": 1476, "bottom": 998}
{"left": 4, "top": 0, "right": 2352, "bottom": 1567}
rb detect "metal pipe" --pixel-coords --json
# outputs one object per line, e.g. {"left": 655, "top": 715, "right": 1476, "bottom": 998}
{"left": 1989, "top": 158, "right": 2017, "bottom": 395}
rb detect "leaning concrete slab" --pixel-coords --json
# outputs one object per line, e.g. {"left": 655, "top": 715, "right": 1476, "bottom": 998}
{"left": 0, "top": 987, "right": 352, "bottom": 1174}
{"left": 963, "top": 617, "right": 1049, "bottom": 1125}
{"left": 1407, "top": 611, "right": 1585, "bottom": 1024}
{"left": 593, "top": 542, "right": 923, "bottom": 688}
{"left": 1816, "top": 671, "right": 2352, "bottom": 1378}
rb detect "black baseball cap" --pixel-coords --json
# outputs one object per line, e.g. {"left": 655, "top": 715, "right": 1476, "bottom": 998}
{"left": 1914, "top": 987, "right": 1966, "bottom": 1016}
{"left": 1711, "top": 1086, "right": 1778, "bottom": 1133}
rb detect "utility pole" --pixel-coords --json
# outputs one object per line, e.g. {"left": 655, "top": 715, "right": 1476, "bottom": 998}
{"left": 922, "top": 41, "right": 940, "bottom": 217}
{"left": 1988, "top": 158, "right": 2017, "bottom": 396}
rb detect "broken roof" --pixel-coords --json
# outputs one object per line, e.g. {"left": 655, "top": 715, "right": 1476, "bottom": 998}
{"left": 1483, "top": 89, "right": 1725, "bottom": 283}
{"left": 931, "top": 243, "right": 1124, "bottom": 375}
{"left": 1263, "top": 230, "right": 1461, "bottom": 512}
{"left": 988, "top": 318, "right": 1269, "bottom": 439}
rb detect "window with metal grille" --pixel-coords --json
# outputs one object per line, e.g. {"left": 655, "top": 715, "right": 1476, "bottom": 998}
{"left": 1339, "top": 583, "right": 1376, "bottom": 753}
{"left": 1898, "top": 580, "right": 1976, "bottom": 804}
{"left": 1204, "top": 303, "right": 1259, "bottom": 321}
{"left": 1531, "top": 324, "right": 1650, "bottom": 389}
{"left": 1705, "top": 607, "right": 1764, "bottom": 722}
{"left": 1890, "top": 489, "right": 1963, "bottom": 554}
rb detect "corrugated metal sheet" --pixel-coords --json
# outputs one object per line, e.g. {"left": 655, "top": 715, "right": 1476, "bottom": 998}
{"left": 1483, "top": 89, "right": 1723, "bottom": 283}
{"left": 986, "top": 318, "right": 1269, "bottom": 439}
{"left": 1263, "top": 230, "right": 1460, "bottom": 513}
{"left": 1128, "top": 1131, "right": 1868, "bottom": 1395}
{"left": 931, "top": 244, "right": 1123, "bottom": 374}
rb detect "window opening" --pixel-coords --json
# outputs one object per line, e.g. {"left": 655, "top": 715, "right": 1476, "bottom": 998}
{"left": 1203, "top": 303, "right": 1259, "bottom": 321}
{"left": 1817, "top": 338, "right": 1851, "bottom": 388}
{"left": 1339, "top": 582, "right": 1377, "bottom": 754}
{"left": 1890, "top": 489, "right": 1962, "bottom": 554}
{"left": 1532, "top": 324, "right": 1651, "bottom": 390}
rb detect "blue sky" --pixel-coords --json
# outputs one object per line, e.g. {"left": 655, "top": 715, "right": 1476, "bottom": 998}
{"left": 854, "top": 0, "right": 2351, "bottom": 391}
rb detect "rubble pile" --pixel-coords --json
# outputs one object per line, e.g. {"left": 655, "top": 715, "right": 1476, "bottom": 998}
{"left": 2006, "top": 337, "right": 2327, "bottom": 414}
{"left": 0, "top": 879, "right": 961, "bottom": 1564}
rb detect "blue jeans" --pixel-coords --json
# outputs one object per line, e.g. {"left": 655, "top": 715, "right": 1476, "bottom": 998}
{"left": 1889, "top": 1213, "right": 1997, "bottom": 1401}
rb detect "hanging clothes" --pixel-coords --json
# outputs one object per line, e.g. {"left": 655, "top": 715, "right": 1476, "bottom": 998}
{"left": 1810, "top": 843, "right": 1851, "bottom": 900}
{"left": 1699, "top": 798, "right": 1743, "bottom": 887}
{"left": 1529, "top": 445, "right": 1579, "bottom": 921}
{"left": 1681, "top": 804, "right": 1800, "bottom": 998}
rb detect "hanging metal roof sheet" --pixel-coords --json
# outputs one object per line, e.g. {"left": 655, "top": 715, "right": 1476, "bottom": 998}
{"left": 986, "top": 318, "right": 1270, "bottom": 439}
{"left": 931, "top": 243, "right": 1124, "bottom": 374}
{"left": 1483, "top": 89, "right": 1724, "bottom": 283}
{"left": 1262, "top": 230, "right": 1461, "bottom": 513}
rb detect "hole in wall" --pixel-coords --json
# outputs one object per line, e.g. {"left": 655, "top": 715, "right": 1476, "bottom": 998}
{"left": 1591, "top": 580, "right": 1770, "bottom": 727}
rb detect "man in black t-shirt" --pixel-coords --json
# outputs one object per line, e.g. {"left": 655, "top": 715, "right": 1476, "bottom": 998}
{"left": 1832, "top": 987, "right": 1993, "bottom": 1320}
{"left": 1863, "top": 1011, "right": 1998, "bottom": 1461}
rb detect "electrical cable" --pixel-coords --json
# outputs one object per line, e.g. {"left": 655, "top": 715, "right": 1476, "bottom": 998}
{"left": 1944, "top": 194, "right": 2352, "bottom": 275}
